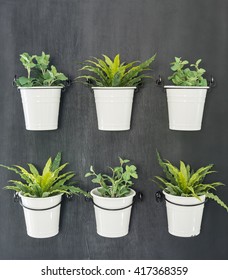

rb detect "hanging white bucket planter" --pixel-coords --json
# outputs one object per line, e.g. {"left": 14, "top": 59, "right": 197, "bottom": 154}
{"left": 163, "top": 192, "right": 206, "bottom": 237}
{"left": 19, "top": 193, "right": 63, "bottom": 238}
{"left": 92, "top": 87, "right": 136, "bottom": 131}
{"left": 164, "top": 86, "right": 209, "bottom": 131}
{"left": 90, "top": 188, "right": 136, "bottom": 238}
{"left": 19, "top": 87, "right": 63, "bottom": 131}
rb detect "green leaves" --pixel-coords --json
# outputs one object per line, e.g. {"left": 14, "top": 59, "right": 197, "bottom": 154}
{"left": 205, "top": 192, "right": 228, "bottom": 212}
{"left": 15, "top": 52, "right": 68, "bottom": 87}
{"left": 35, "top": 52, "right": 50, "bottom": 74}
{"left": 43, "top": 66, "right": 68, "bottom": 86}
{"left": 0, "top": 153, "right": 89, "bottom": 198}
{"left": 168, "top": 57, "right": 208, "bottom": 86}
{"left": 76, "top": 53, "right": 156, "bottom": 87}
{"left": 85, "top": 158, "right": 138, "bottom": 198}
{"left": 154, "top": 152, "right": 228, "bottom": 211}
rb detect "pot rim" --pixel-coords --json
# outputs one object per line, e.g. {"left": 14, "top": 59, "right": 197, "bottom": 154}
{"left": 91, "top": 87, "right": 137, "bottom": 90}
{"left": 164, "top": 85, "right": 209, "bottom": 89}
{"left": 18, "top": 86, "right": 63, "bottom": 89}
{"left": 90, "top": 187, "right": 136, "bottom": 200}
{"left": 163, "top": 190, "right": 205, "bottom": 200}
{"left": 19, "top": 193, "right": 63, "bottom": 200}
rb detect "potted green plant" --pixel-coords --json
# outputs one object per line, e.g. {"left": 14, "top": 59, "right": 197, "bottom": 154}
{"left": 15, "top": 52, "right": 68, "bottom": 130}
{"left": 76, "top": 53, "right": 156, "bottom": 131}
{"left": 164, "top": 57, "right": 210, "bottom": 131}
{"left": 85, "top": 157, "right": 138, "bottom": 238}
{"left": 154, "top": 151, "right": 228, "bottom": 237}
{"left": 0, "top": 152, "right": 88, "bottom": 238}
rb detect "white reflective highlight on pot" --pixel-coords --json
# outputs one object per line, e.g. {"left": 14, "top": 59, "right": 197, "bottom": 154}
{"left": 19, "top": 194, "right": 63, "bottom": 238}
{"left": 165, "top": 86, "right": 209, "bottom": 131}
{"left": 163, "top": 191, "right": 205, "bottom": 237}
{"left": 92, "top": 87, "right": 136, "bottom": 131}
{"left": 19, "top": 87, "right": 62, "bottom": 131}
{"left": 91, "top": 188, "right": 136, "bottom": 238}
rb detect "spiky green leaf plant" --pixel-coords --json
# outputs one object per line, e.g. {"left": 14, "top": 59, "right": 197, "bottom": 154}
{"left": 85, "top": 157, "right": 138, "bottom": 198}
{"left": 76, "top": 53, "right": 156, "bottom": 87}
{"left": 15, "top": 52, "right": 68, "bottom": 87}
{"left": 168, "top": 57, "right": 208, "bottom": 86}
{"left": 0, "top": 153, "right": 89, "bottom": 198}
{"left": 154, "top": 151, "right": 228, "bottom": 211}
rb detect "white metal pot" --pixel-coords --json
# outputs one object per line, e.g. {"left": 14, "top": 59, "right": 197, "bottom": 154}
{"left": 164, "top": 86, "right": 209, "bottom": 131}
{"left": 92, "top": 87, "right": 136, "bottom": 131}
{"left": 19, "top": 193, "right": 63, "bottom": 238}
{"left": 163, "top": 191, "right": 205, "bottom": 237}
{"left": 90, "top": 188, "right": 136, "bottom": 238}
{"left": 19, "top": 87, "right": 62, "bottom": 131}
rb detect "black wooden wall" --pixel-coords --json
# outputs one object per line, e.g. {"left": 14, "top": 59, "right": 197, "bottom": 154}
{"left": 0, "top": 0, "right": 228, "bottom": 260}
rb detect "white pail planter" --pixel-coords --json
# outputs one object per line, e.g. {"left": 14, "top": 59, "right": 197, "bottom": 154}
{"left": 19, "top": 87, "right": 62, "bottom": 131}
{"left": 92, "top": 87, "right": 136, "bottom": 131}
{"left": 164, "top": 86, "right": 209, "bottom": 131}
{"left": 163, "top": 191, "right": 205, "bottom": 237}
{"left": 90, "top": 188, "right": 136, "bottom": 238}
{"left": 19, "top": 193, "right": 63, "bottom": 238}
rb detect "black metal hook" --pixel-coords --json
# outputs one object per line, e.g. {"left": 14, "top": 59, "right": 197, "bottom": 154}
{"left": 61, "top": 79, "right": 72, "bottom": 92}
{"left": 155, "top": 191, "right": 164, "bottom": 203}
{"left": 207, "top": 75, "right": 216, "bottom": 92}
{"left": 14, "top": 192, "right": 19, "bottom": 203}
{"left": 12, "top": 75, "right": 18, "bottom": 88}
{"left": 155, "top": 75, "right": 166, "bottom": 92}
{"left": 155, "top": 75, "right": 163, "bottom": 87}
{"left": 135, "top": 191, "right": 143, "bottom": 202}
{"left": 66, "top": 193, "right": 74, "bottom": 200}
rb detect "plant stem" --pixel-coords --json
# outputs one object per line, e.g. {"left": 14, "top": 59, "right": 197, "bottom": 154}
{"left": 28, "top": 68, "right": 30, "bottom": 79}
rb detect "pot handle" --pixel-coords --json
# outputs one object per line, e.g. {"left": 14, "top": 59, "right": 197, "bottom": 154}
{"left": 155, "top": 75, "right": 216, "bottom": 93}
{"left": 13, "top": 192, "right": 72, "bottom": 212}
{"left": 86, "top": 191, "right": 143, "bottom": 211}
{"left": 155, "top": 191, "right": 207, "bottom": 207}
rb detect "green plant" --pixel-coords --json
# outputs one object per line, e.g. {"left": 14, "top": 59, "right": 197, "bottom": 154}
{"left": 168, "top": 57, "right": 207, "bottom": 86}
{"left": 153, "top": 151, "right": 228, "bottom": 211}
{"left": 85, "top": 157, "right": 138, "bottom": 197}
{"left": 76, "top": 53, "right": 156, "bottom": 87}
{"left": 0, "top": 152, "right": 89, "bottom": 198}
{"left": 15, "top": 52, "right": 68, "bottom": 87}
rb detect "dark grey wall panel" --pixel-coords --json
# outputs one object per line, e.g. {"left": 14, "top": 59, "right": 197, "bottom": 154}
{"left": 0, "top": 0, "right": 228, "bottom": 260}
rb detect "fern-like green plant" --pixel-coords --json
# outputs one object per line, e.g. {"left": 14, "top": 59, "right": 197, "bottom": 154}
{"left": 76, "top": 53, "right": 156, "bottom": 87}
{"left": 168, "top": 57, "right": 208, "bottom": 86}
{"left": 85, "top": 157, "right": 138, "bottom": 198}
{"left": 0, "top": 153, "right": 89, "bottom": 198}
{"left": 154, "top": 151, "right": 228, "bottom": 211}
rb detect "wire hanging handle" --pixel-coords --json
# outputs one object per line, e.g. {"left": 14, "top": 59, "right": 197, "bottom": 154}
{"left": 13, "top": 192, "right": 72, "bottom": 212}
{"left": 86, "top": 191, "right": 143, "bottom": 211}
{"left": 155, "top": 191, "right": 207, "bottom": 207}
{"left": 155, "top": 75, "right": 216, "bottom": 93}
